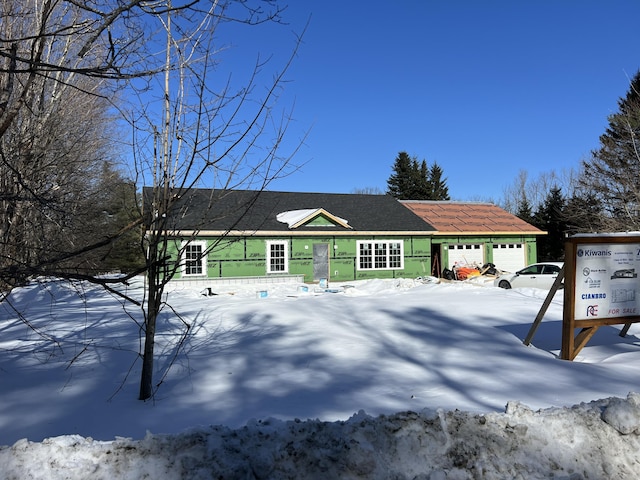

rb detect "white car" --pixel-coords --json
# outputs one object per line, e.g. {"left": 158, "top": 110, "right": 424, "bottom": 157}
{"left": 494, "top": 262, "right": 563, "bottom": 290}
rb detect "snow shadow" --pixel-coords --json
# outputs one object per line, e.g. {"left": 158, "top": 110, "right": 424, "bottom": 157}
{"left": 497, "top": 320, "right": 640, "bottom": 356}
{"left": 153, "top": 294, "right": 640, "bottom": 432}
{"left": 159, "top": 308, "right": 383, "bottom": 427}
{"left": 0, "top": 279, "right": 170, "bottom": 444}
{"left": 2, "top": 282, "right": 640, "bottom": 445}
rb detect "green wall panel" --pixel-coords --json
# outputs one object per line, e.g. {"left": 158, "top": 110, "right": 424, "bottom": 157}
{"left": 167, "top": 233, "right": 544, "bottom": 282}
{"left": 289, "top": 258, "right": 313, "bottom": 281}
{"left": 334, "top": 238, "right": 356, "bottom": 258}
{"left": 411, "top": 237, "right": 431, "bottom": 256}
{"left": 403, "top": 257, "right": 431, "bottom": 277}
{"left": 163, "top": 240, "right": 181, "bottom": 279}
{"left": 306, "top": 215, "right": 334, "bottom": 226}
{"left": 526, "top": 240, "right": 537, "bottom": 264}
{"left": 355, "top": 269, "right": 395, "bottom": 280}
{"left": 245, "top": 238, "right": 269, "bottom": 261}
{"left": 291, "top": 238, "right": 333, "bottom": 259}
{"left": 206, "top": 259, "right": 220, "bottom": 277}
{"left": 327, "top": 258, "right": 355, "bottom": 282}
{"left": 290, "top": 239, "right": 310, "bottom": 259}
{"left": 441, "top": 244, "right": 449, "bottom": 271}
{"left": 484, "top": 244, "right": 492, "bottom": 263}
{"left": 222, "top": 260, "right": 265, "bottom": 277}
{"left": 211, "top": 239, "right": 245, "bottom": 260}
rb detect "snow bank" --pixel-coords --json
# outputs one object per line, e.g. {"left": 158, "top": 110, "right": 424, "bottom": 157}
{"left": 2, "top": 394, "right": 640, "bottom": 479}
{"left": 3, "top": 276, "right": 640, "bottom": 478}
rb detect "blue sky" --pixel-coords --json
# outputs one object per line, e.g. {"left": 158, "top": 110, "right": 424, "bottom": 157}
{"left": 219, "top": 1, "right": 640, "bottom": 201}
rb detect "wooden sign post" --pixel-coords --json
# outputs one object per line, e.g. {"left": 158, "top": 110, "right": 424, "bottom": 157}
{"left": 562, "top": 234, "right": 640, "bottom": 360}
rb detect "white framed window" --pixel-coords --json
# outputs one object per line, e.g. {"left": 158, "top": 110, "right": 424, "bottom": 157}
{"left": 267, "top": 240, "right": 289, "bottom": 273}
{"left": 357, "top": 240, "right": 404, "bottom": 270}
{"left": 182, "top": 241, "right": 207, "bottom": 276}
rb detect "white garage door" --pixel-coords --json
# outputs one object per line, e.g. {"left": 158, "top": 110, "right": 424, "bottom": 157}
{"left": 492, "top": 243, "right": 525, "bottom": 273}
{"left": 448, "top": 244, "right": 484, "bottom": 268}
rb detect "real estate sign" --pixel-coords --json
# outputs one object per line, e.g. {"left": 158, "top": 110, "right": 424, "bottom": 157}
{"left": 562, "top": 234, "right": 640, "bottom": 360}
{"left": 573, "top": 242, "right": 640, "bottom": 320}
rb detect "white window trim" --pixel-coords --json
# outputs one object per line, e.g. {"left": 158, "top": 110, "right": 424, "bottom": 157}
{"left": 266, "top": 240, "right": 289, "bottom": 274}
{"left": 181, "top": 240, "right": 207, "bottom": 277}
{"left": 356, "top": 240, "right": 404, "bottom": 271}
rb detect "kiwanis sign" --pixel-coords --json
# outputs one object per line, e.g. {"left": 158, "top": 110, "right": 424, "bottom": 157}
{"left": 574, "top": 243, "right": 639, "bottom": 319}
{"left": 562, "top": 234, "right": 640, "bottom": 360}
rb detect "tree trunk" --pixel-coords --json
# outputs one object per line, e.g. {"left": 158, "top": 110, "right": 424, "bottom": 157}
{"left": 139, "top": 310, "right": 156, "bottom": 400}
{"left": 139, "top": 258, "right": 162, "bottom": 400}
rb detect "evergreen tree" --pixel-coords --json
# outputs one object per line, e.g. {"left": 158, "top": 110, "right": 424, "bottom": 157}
{"left": 387, "top": 151, "right": 415, "bottom": 199}
{"left": 533, "top": 187, "right": 567, "bottom": 261}
{"left": 428, "top": 162, "right": 450, "bottom": 200}
{"left": 578, "top": 70, "right": 640, "bottom": 231}
{"left": 407, "top": 158, "right": 423, "bottom": 199}
{"left": 97, "top": 175, "right": 145, "bottom": 274}
{"left": 387, "top": 152, "right": 450, "bottom": 200}
{"left": 515, "top": 194, "right": 534, "bottom": 225}
{"left": 73, "top": 162, "right": 144, "bottom": 275}
{"left": 563, "top": 190, "right": 604, "bottom": 234}
{"left": 415, "top": 160, "right": 430, "bottom": 199}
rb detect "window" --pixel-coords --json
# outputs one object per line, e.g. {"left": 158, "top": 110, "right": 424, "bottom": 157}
{"left": 267, "top": 240, "right": 289, "bottom": 273}
{"left": 542, "top": 264, "right": 561, "bottom": 275}
{"left": 520, "top": 264, "right": 544, "bottom": 275}
{"left": 388, "top": 242, "right": 402, "bottom": 268}
{"left": 182, "top": 241, "right": 207, "bottom": 276}
{"left": 357, "top": 240, "right": 404, "bottom": 270}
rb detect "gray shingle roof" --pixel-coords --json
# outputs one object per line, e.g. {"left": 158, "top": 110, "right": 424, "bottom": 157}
{"left": 143, "top": 188, "right": 436, "bottom": 233}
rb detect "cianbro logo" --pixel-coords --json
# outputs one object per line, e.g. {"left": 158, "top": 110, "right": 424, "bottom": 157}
{"left": 577, "top": 248, "right": 612, "bottom": 257}
{"left": 586, "top": 305, "right": 599, "bottom": 316}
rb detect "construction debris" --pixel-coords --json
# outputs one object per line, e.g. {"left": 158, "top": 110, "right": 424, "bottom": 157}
{"left": 441, "top": 262, "right": 506, "bottom": 284}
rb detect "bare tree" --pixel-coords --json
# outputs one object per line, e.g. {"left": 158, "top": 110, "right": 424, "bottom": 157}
{"left": 0, "top": 0, "right": 167, "bottom": 286}
{"left": 0, "top": 0, "right": 153, "bottom": 138}
{"left": 132, "top": 1, "right": 304, "bottom": 400}
{"left": 351, "top": 186, "right": 384, "bottom": 195}
{"left": 0, "top": 0, "right": 305, "bottom": 400}
{"left": 500, "top": 168, "right": 579, "bottom": 215}
{"left": 0, "top": 0, "right": 140, "bottom": 287}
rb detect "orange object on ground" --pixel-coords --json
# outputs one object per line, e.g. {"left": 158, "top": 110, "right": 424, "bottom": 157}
{"left": 455, "top": 267, "right": 479, "bottom": 280}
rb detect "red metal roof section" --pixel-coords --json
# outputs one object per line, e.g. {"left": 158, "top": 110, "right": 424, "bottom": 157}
{"left": 401, "top": 201, "right": 544, "bottom": 234}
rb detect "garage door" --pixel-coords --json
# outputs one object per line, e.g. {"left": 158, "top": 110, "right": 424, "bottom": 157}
{"left": 448, "top": 244, "right": 484, "bottom": 268}
{"left": 492, "top": 243, "right": 525, "bottom": 273}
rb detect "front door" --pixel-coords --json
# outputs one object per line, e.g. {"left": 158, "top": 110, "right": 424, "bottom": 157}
{"left": 313, "top": 243, "right": 330, "bottom": 281}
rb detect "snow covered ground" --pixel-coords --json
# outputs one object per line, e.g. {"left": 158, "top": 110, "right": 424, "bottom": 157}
{"left": 1, "top": 276, "right": 640, "bottom": 478}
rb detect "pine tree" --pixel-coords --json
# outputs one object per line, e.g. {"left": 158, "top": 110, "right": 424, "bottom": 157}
{"left": 387, "top": 152, "right": 415, "bottom": 199}
{"left": 387, "top": 152, "right": 451, "bottom": 200}
{"left": 563, "top": 190, "right": 604, "bottom": 234}
{"left": 578, "top": 70, "right": 640, "bottom": 230}
{"left": 428, "top": 162, "right": 450, "bottom": 201}
{"left": 533, "top": 187, "right": 566, "bottom": 261}
{"left": 415, "top": 160, "right": 430, "bottom": 199}
{"left": 515, "top": 194, "right": 534, "bottom": 225}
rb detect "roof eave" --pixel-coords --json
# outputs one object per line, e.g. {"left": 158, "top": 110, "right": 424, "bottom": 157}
{"left": 431, "top": 230, "right": 546, "bottom": 236}
{"left": 150, "top": 229, "right": 437, "bottom": 237}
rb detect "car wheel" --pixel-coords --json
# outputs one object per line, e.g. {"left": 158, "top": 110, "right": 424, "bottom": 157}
{"left": 498, "top": 280, "right": 512, "bottom": 289}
